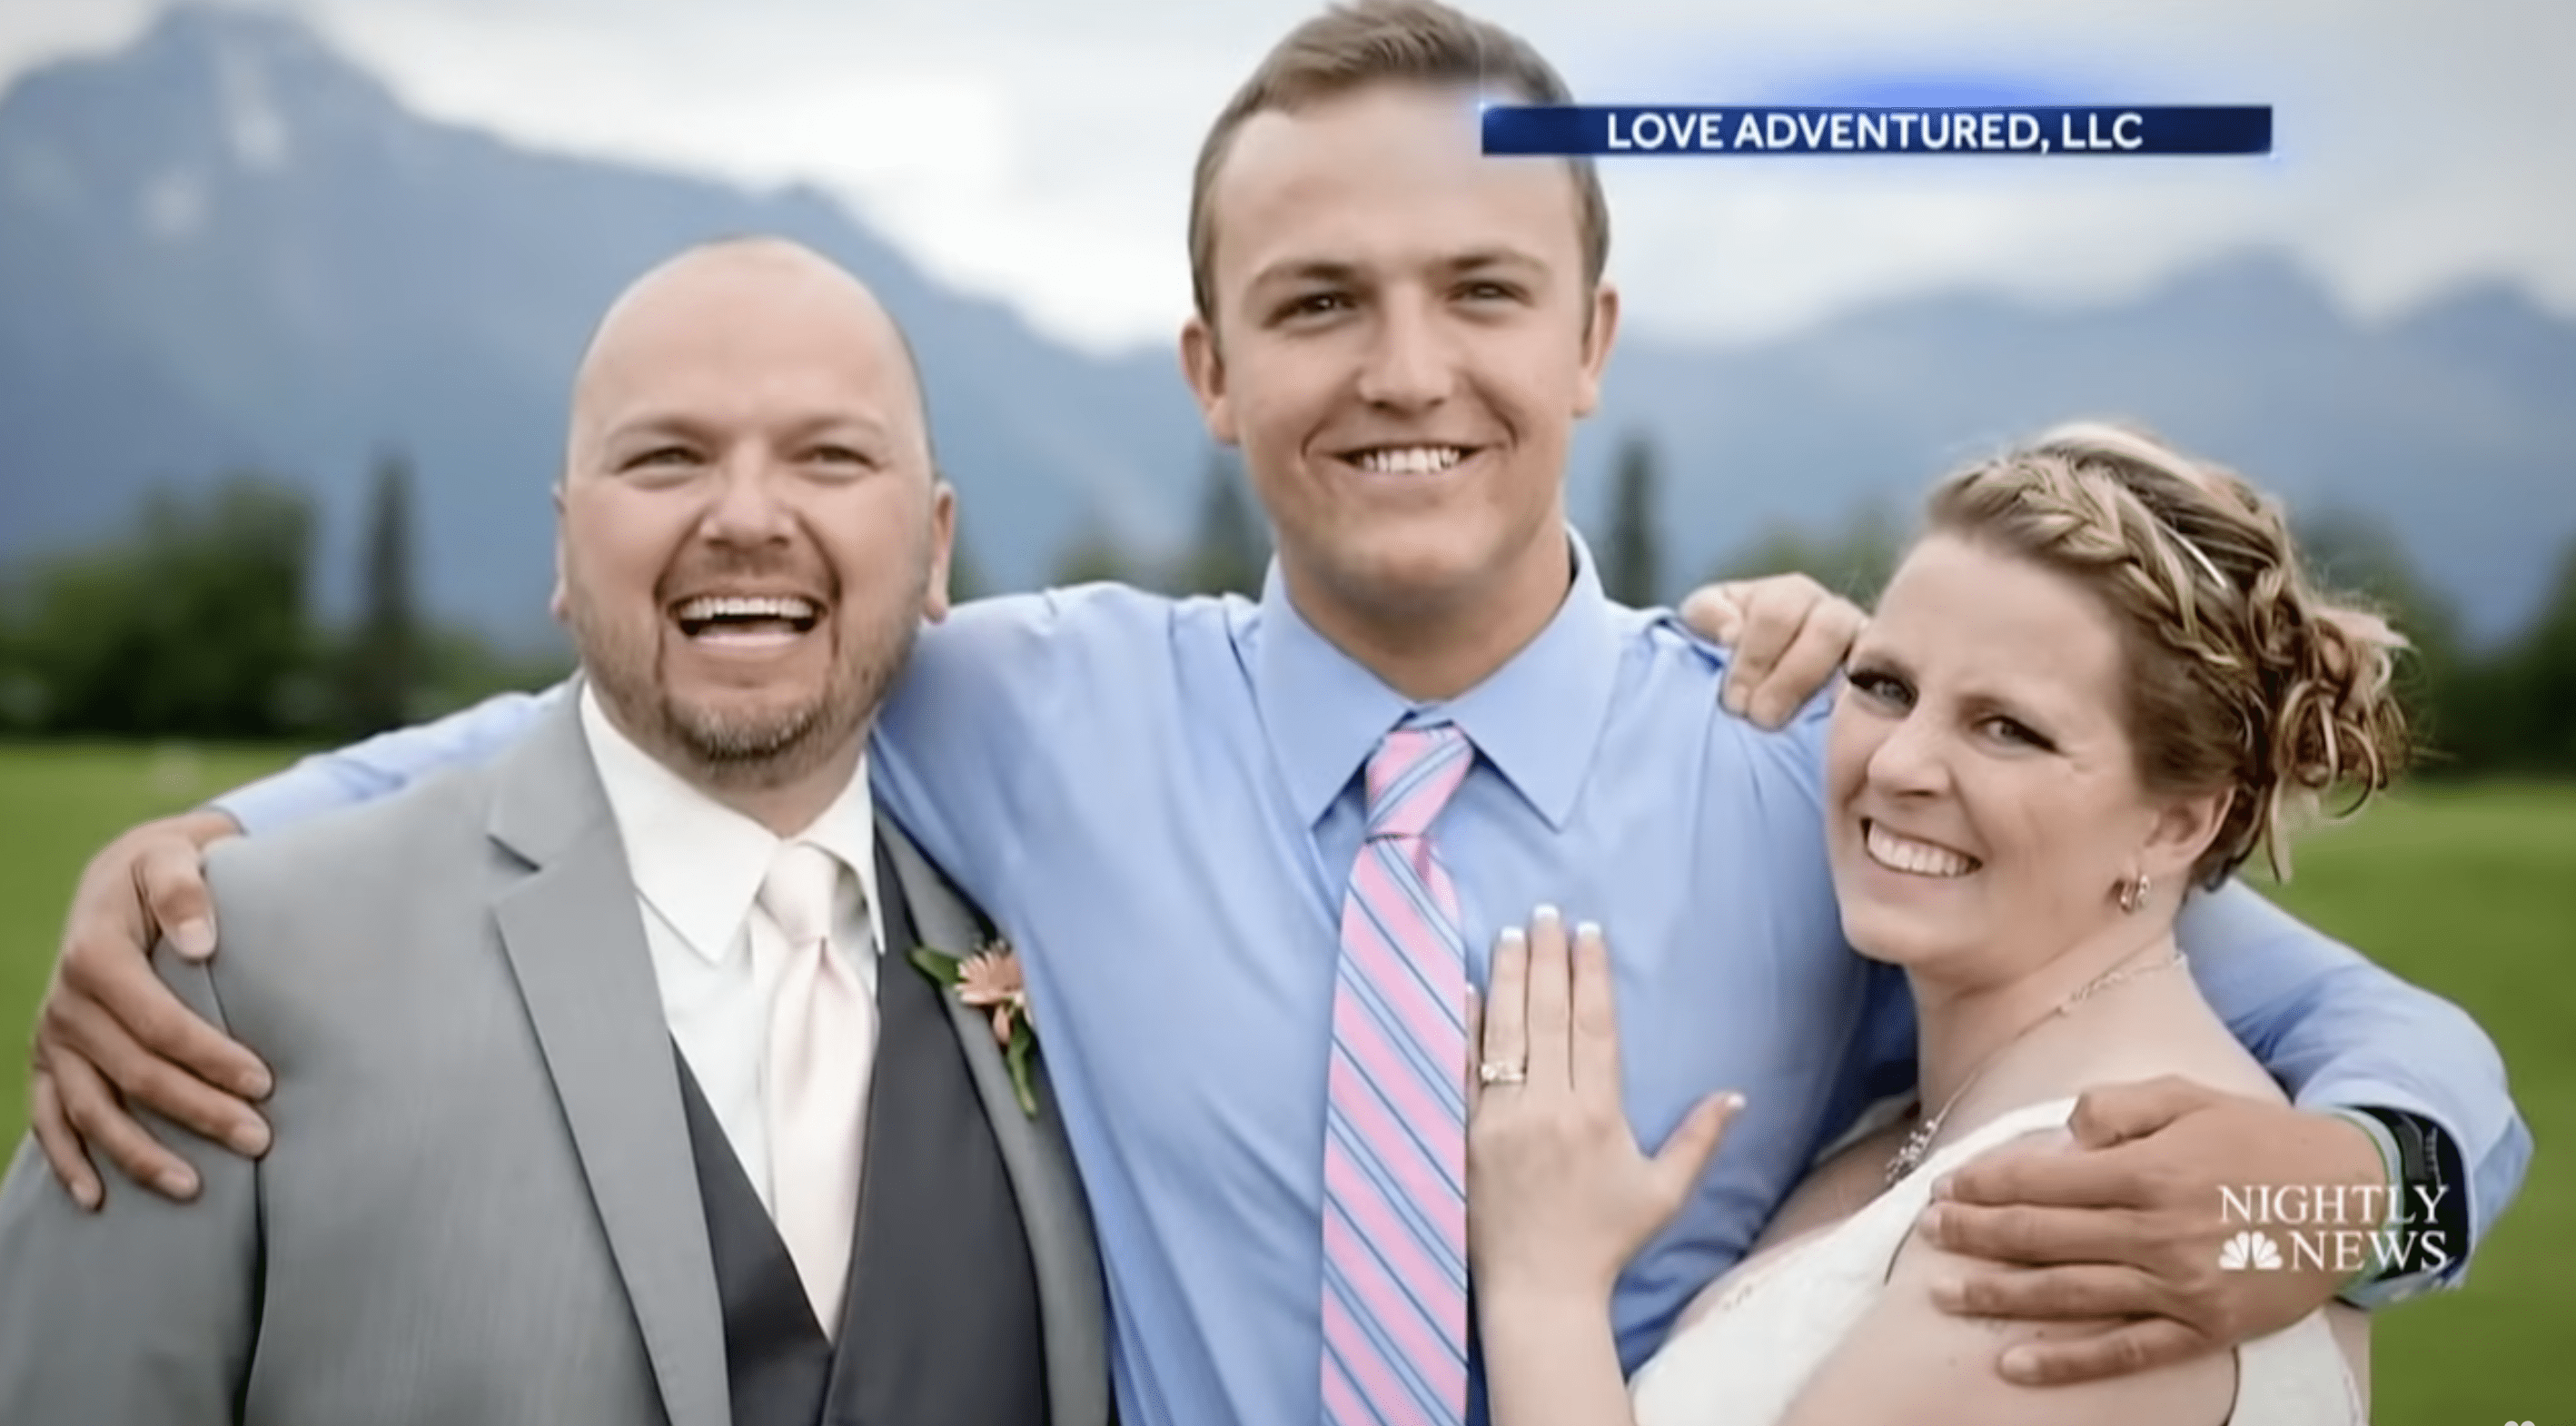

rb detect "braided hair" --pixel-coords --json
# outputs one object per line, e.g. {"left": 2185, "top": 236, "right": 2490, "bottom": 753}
{"left": 1923, "top": 421, "right": 2411, "bottom": 886}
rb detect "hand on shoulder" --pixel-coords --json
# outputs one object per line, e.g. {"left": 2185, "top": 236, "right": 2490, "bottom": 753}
{"left": 31, "top": 808, "right": 269, "bottom": 1211}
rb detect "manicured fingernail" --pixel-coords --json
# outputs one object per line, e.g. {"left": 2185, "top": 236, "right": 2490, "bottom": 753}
{"left": 1532, "top": 904, "right": 1560, "bottom": 926}
{"left": 1495, "top": 928, "right": 1525, "bottom": 952}
{"left": 159, "top": 1167, "right": 199, "bottom": 1198}
{"left": 1574, "top": 920, "right": 1602, "bottom": 943}
{"left": 231, "top": 1120, "right": 271, "bottom": 1156}
{"left": 1719, "top": 1092, "right": 1747, "bottom": 1114}
{"left": 170, "top": 918, "right": 214, "bottom": 958}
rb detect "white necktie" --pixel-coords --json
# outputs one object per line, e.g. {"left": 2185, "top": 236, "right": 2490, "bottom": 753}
{"left": 755, "top": 840, "right": 877, "bottom": 1335}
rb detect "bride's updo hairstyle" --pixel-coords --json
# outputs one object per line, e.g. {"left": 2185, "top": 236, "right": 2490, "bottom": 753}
{"left": 1922, "top": 422, "right": 2412, "bottom": 886}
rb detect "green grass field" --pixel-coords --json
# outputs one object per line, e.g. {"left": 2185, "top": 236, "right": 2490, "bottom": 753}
{"left": 0, "top": 744, "right": 2568, "bottom": 1421}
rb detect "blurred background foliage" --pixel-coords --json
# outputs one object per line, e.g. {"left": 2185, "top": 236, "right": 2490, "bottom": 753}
{"left": 10, "top": 433, "right": 2569, "bottom": 777}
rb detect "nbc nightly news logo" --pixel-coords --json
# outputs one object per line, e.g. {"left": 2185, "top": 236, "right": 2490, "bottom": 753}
{"left": 2215, "top": 1183, "right": 2453, "bottom": 1277}
{"left": 1481, "top": 105, "right": 2272, "bottom": 156}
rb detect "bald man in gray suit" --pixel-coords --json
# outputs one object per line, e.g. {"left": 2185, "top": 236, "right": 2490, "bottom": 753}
{"left": 0, "top": 239, "right": 1110, "bottom": 1426}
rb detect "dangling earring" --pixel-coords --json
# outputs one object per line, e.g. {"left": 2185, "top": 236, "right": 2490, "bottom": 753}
{"left": 2117, "top": 873, "right": 2152, "bottom": 915}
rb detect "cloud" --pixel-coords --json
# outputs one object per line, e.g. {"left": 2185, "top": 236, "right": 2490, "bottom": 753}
{"left": 4, "top": 0, "right": 2567, "bottom": 351}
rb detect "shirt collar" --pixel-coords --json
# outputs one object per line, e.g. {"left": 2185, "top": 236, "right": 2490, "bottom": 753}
{"left": 579, "top": 685, "right": 880, "bottom": 965}
{"left": 1253, "top": 527, "right": 1623, "bottom": 832}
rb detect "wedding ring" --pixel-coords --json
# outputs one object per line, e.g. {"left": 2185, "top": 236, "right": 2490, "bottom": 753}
{"left": 1477, "top": 1060, "right": 1529, "bottom": 1086}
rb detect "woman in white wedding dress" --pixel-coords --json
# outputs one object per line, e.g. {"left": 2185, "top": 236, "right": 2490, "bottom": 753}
{"left": 1468, "top": 424, "right": 2400, "bottom": 1426}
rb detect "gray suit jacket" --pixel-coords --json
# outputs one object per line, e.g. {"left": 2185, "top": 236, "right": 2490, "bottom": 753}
{"left": 0, "top": 698, "right": 1111, "bottom": 1426}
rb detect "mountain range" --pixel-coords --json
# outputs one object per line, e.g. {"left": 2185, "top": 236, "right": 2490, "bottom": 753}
{"left": 4, "top": 5, "right": 2571, "bottom": 644}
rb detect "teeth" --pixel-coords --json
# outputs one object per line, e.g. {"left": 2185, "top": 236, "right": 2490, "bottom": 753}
{"left": 1865, "top": 822, "right": 1978, "bottom": 878}
{"left": 1355, "top": 446, "right": 1465, "bottom": 474}
{"left": 677, "top": 594, "right": 817, "bottom": 622}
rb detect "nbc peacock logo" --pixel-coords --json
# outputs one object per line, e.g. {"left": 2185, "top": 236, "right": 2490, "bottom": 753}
{"left": 2218, "top": 1230, "right": 2284, "bottom": 1272}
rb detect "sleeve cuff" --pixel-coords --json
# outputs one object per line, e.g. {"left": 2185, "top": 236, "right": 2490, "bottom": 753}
{"left": 2321, "top": 1107, "right": 2405, "bottom": 1302}
{"left": 2313, "top": 1101, "right": 2473, "bottom": 1307}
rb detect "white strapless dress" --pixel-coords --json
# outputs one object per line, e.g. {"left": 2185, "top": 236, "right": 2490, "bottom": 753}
{"left": 1629, "top": 1098, "right": 2363, "bottom": 1426}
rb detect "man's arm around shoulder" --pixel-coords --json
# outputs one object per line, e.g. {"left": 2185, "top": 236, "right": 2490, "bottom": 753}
{"left": 221, "top": 681, "right": 562, "bottom": 834}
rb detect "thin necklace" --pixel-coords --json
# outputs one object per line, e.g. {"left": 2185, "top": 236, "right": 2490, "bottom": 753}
{"left": 1884, "top": 947, "right": 2189, "bottom": 1186}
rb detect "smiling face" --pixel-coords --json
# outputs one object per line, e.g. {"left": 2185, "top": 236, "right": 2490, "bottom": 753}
{"left": 1825, "top": 532, "right": 2214, "bottom": 983}
{"left": 556, "top": 241, "right": 953, "bottom": 799}
{"left": 1181, "top": 81, "right": 1616, "bottom": 668}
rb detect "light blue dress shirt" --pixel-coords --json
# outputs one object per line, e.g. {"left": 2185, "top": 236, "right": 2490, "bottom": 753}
{"left": 222, "top": 540, "right": 2529, "bottom": 1426}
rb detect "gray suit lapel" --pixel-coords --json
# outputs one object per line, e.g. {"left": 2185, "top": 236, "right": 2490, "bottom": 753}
{"left": 879, "top": 818, "right": 1113, "bottom": 1426}
{"left": 488, "top": 701, "right": 730, "bottom": 1426}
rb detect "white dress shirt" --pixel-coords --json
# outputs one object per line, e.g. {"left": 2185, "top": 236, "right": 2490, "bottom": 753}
{"left": 579, "top": 687, "right": 884, "bottom": 1214}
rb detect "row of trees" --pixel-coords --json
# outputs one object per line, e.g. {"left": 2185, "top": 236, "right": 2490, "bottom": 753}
{"left": 0, "top": 449, "right": 1271, "bottom": 743}
{"left": 0, "top": 457, "right": 566, "bottom": 739}
{"left": 5, "top": 437, "right": 2569, "bottom": 775}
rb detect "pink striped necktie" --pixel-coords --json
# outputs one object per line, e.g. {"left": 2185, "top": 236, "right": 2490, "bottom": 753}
{"left": 1322, "top": 722, "right": 1476, "bottom": 1426}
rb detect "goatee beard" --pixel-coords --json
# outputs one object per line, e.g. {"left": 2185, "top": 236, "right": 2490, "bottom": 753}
{"left": 663, "top": 689, "right": 857, "bottom": 791}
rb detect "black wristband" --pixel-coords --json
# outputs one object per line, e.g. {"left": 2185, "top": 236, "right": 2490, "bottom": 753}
{"left": 2355, "top": 1106, "right": 2469, "bottom": 1281}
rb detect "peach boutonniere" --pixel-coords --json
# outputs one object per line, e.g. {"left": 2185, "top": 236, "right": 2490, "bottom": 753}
{"left": 910, "top": 940, "right": 1040, "bottom": 1116}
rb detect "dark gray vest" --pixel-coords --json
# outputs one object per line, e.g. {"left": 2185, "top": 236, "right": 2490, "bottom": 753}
{"left": 672, "top": 841, "right": 1049, "bottom": 1426}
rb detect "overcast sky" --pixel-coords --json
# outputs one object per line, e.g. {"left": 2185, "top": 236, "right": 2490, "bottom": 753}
{"left": 4, "top": 0, "right": 2569, "bottom": 353}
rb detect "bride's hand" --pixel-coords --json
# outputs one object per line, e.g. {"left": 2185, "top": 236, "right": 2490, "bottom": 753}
{"left": 1467, "top": 906, "right": 1744, "bottom": 1305}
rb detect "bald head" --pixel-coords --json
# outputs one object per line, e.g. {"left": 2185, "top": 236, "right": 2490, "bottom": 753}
{"left": 569, "top": 237, "right": 930, "bottom": 481}
{"left": 551, "top": 234, "right": 956, "bottom": 831}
